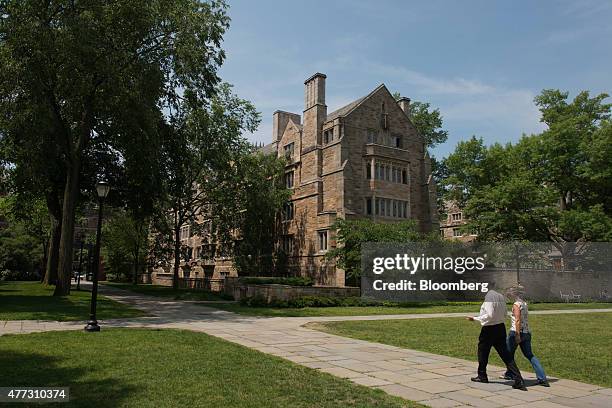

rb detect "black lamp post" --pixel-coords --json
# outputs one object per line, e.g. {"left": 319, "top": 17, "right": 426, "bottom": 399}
{"left": 85, "top": 181, "right": 111, "bottom": 332}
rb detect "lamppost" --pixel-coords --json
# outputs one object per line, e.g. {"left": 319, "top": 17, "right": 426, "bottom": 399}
{"left": 85, "top": 181, "right": 111, "bottom": 332}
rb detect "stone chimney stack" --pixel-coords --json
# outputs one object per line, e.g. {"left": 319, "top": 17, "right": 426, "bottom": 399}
{"left": 398, "top": 97, "right": 411, "bottom": 116}
{"left": 304, "top": 73, "right": 326, "bottom": 109}
{"left": 272, "top": 110, "right": 301, "bottom": 143}
{"left": 302, "top": 73, "right": 327, "bottom": 148}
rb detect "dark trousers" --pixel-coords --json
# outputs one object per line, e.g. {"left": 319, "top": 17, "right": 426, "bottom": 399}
{"left": 477, "top": 323, "right": 523, "bottom": 381}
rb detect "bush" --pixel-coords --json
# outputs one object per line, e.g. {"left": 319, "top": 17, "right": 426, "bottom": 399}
{"left": 238, "top": 295, "right": 476, "bottom": 309}
{"left": 0, "top": 269, "right": 40, "bottom": 281}
{"left": 240, "top": 276, "right": 314, "bottom": 286}
{"left": 239, "top": 295, "right": 380, "bottom": 308}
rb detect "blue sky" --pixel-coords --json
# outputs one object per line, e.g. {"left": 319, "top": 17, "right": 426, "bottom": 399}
{"left": 219, "top": 0, "right": 612, "bottom": 158}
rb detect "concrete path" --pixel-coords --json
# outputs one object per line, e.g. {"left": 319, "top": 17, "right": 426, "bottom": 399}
{"left": 2, "top": 283, "right": 611, "bottom": 408}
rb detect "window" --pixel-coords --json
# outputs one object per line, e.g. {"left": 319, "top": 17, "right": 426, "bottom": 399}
{"left": 285, "top": 171, "right": 294, "bottom": 188}
{"left": 318, "top": 230, "right": 328, "bottom": 251}
{"left": 402, "top": 169, "right": 408, "bottom": 184}
{"left": 283, "top": 142, "right": 294, "bottom": 159}
{"left": 367, "top": 129, "right": 378, "bottom": 143}
{"left": 323, "top": 128, "right": 334, "bottom": 144}
{"left": 370, "top": 198, "right": 409, "bottom": 219}
{"left": 366, "top": 163, "right": 372, "bottom": 179}
{"left": 281, "top": 235, "right": 293, "bottom": 253}
{"left": 451, "top": 213, "right": 462, "bottom": 222}
{"left": 453, "top": 228, "right": 463, "bottom": 237}
{"left": 392, "top": 134, "right": 402, "bottom": 148}
{"left": 282, "top": 202, "right": 294, "bottom": 221}
{"left": 385, "top": 165, "right": 391, "bottom": 181}
{"left": 179, "top": 225, "right": 190, "bottom": 240}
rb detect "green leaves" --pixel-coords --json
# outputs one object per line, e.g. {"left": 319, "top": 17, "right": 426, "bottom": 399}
{"left": 442, "top": 89, "right": 612, "bottom": 243}
{"left": 326, "top": 219, "right": 429, "bottom": 284}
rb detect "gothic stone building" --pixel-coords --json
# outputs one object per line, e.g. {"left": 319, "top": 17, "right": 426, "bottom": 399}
{"left": 439, "top": 200, "right": 477, "bottom": 242}
{"left": 160, "top": 73, "right": 439, "bottom": 287}
{"left": 260, "top": 73, "right": 438, "bottom": 286}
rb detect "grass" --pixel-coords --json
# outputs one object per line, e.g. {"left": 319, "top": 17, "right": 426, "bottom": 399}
{"left": 310, "top": 313, "right": 612, "bottom": 388}
{"left": 103, "top": 282, "right": 232, "bottom": 301}
{"left": 0, "top": 329, "right": 421, "bottom": 408}
{"left": 208, "top": 301, "right": 612, "bottom": 317}
{"left": 101, "top": 281, "right": 612, "bottom": 317}
{"left": 0, "top": 281, "right": 145, "bottom": 321}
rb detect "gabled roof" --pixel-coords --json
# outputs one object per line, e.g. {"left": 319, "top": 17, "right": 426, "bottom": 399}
{"left": 325, "top": 84, "right": 387, "bottom": 122}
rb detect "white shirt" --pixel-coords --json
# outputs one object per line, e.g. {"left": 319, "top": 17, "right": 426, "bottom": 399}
{"left": 510, "top": 299, "right": 530, "bottom": 333}
{"left": 473, "top": 290, "right": 507, "bottom": 326}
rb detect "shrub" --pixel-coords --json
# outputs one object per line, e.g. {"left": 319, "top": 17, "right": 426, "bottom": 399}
{"left": 239, "top": 295, "right": 381, "bottom": 308}
{"left": 240, "top": 276, "right": 314, "bottom": 286}
{"left": 0, "top": 269, "right": 40, "bottom": 281}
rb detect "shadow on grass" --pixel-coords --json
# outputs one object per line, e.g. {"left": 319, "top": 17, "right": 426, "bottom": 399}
{"left": 0, "top": 351, "right": 138, "bottom": 407}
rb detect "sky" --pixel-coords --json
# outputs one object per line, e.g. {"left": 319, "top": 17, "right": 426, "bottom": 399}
{"left": 218, "top": 0, "right": 612, "bottom": 158}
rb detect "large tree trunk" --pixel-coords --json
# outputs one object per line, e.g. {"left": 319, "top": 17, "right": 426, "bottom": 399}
{"left": 54, "top": 163, "right": 81, "bottom": 296}
{"left": 43, "top": 191, "right": 62, "bottom": 285}
{"left": 43, "top": 219, "right": 62, "bottom": 285}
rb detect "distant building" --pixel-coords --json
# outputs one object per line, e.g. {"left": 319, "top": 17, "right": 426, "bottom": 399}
{"left": 439, "top": 200, "right": 477, "bottom": 242}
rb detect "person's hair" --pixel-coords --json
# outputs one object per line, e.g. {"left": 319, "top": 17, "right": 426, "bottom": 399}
{"left": 505, "top": 284, "right": 526, "bottom": 299}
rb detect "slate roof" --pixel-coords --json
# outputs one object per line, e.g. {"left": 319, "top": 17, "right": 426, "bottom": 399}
{"left": 325, "top": 96, "right": 366, "bottom": 122}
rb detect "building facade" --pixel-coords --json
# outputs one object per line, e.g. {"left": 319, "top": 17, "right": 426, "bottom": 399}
{"left": 157, "top": 73, "right": 439, "bottom": 287}
{"left": 262, "top": 73, "right": 438, "bottom": 285}
{"left": 439, "top": 200, "right": 477, "bottom": 242}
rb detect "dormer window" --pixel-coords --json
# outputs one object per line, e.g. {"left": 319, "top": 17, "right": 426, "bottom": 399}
{"left": 283, "top": 142, "right": 294, "bottom": 159}
{"left": 323, "top": 128, "right": 334, "bottom": 144}
{"left": 366, "top": 129, "right": 378, "bottom": 143}
{"left": 392, "top": 134, "right": 402, "bottom": 148}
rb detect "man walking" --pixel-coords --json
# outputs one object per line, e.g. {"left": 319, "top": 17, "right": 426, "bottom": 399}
{"left": 467, "top": 289, "right": 527, "bottom": 390}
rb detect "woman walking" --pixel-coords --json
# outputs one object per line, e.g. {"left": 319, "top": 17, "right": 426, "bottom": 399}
{"left": 503, "top": 285, "right": 550, "bottom": 387}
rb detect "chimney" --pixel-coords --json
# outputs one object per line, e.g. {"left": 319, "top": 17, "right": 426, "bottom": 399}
{"left": 302, "top": 73, "right": 327, "bottom": 148}
{"left": 272, "top": 110, "right": 301, "bottom": 143}
{"left": 304, "top": 72, "right": 326, "bottom": 109}
{"left": 398, "top": 97, "right": 411, "bottom": 116}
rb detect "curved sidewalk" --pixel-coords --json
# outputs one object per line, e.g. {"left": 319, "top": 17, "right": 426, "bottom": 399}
{"left": 2, "top": 284, "right": 611, "bottom": 408}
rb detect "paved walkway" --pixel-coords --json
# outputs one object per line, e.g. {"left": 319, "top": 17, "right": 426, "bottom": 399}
{"left": 2, "top": 284, "right": 611, "bottom": 408}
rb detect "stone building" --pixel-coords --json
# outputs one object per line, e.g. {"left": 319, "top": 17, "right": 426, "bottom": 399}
{"left": 155, "top": 73, "right": 439, "bottom": 287}
{"left": 439, "top": 200, "right": 477, "bottom": 242}
{"left": 261, "top": 73, "right": 438, "bottom": 285}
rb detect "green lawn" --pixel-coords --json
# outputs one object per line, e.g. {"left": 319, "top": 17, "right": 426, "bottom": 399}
{"left": 208, "top": 301, "right": 612, "bottom": 317}
{"left": 310, "top": 313, "right": 612, "bottom": 388}
{"left": 0, "top": 281, "right": 145, "bottom": 321}
{"left": 0, "top": 329, "right": 420, "bottom": 408}
{"left": 103, "top": 282, "right": 232, "bottom": 301}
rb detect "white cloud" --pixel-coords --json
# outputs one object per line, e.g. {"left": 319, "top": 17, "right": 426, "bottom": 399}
{"left": 365, "top": 62, "right": 495, "bottom": 95}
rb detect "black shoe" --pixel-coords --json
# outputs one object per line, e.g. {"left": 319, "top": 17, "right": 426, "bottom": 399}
{"left": 537, "top": 379, "right": 550, "bottom": 387}
{"left": 471, "top": 376, "right": 489, "bottom": 383}
{"left": 512, "top": 381, "right": 527, "bottom": 391}
{"left": 499, "top": 374, "right": 513, "bottom": 380}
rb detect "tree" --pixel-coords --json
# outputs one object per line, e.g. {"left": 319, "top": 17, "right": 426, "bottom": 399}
{"left": 392, "top": 92, "right": 448, "bottom": 149}
{"left": 156, "top": 84, "right": 259, "bottom": 290}
{"left": 325, "top": 219, "right": 428, "bottom": 286}
{"left": 102, "top": 211, "right": 149, "bottom": 284}
{"left": 0, "top": 0, "right": 231, "bottom": 295}
{"left": 442, "top": 89, "right": 612, "bottom": 245}
{"left": 0, "top": 194, "right": 48, "bottom": 280}
{"left": 231, "top": 152, "right": 291, "bottom": 276}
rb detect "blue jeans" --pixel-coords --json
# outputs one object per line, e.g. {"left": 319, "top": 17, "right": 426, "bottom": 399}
{"left": 505, "top": 331, "right": 547, "bottom": 381}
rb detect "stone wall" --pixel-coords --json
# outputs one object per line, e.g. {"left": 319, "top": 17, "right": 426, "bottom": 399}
{"left": 224, "top": 277, "right": 360, "bottom": 302}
